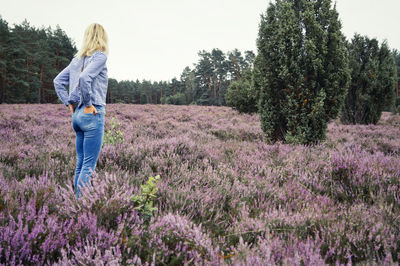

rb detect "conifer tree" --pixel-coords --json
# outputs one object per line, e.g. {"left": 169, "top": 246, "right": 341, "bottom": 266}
{"left": 393, "top": 49, "right": 400, "bottom": 113}
{"left": 254, "top": 0, "right": 350, "bottom": 144}
{"left": 0, "top": 16, "right": 9, "bottom": 103}
{"left": 341, "top": 35, "right": 397, "bottom": 124}
{"left": 0, "top": 17, "right": 76, "bottom": 103}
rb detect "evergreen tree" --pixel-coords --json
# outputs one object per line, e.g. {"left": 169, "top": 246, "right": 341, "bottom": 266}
{"left": 341, "top": 35, "right": 397, "bottom": 124}
{"left": 0, "top": 17, "right": 76, "bottom": 103}
{"left": 227, "top": 49, "right": 245, "bottom": 81}
{"left": 0, "top": 16, "right": 10, "bottom": 103}
{"left": 225, "top": 50, "right": 257, "bottom": 112}
{"left": 180, "top": 66, "right": 196, "bottom": 104}
{"left": 210, "top": 48, "right": 227, "bottom": 105}
{"left": 107, "top": 78, "right": 118, "bottom": 103}
{"left": 193, "top": 48, "right": 250, "bottom": 106}
{"left": 391, "top": 49, "right": 400, "bottom": 113}
{"left": 5, "top": 21, "right": 31, "bottom": 103}
{"left": 194, "top": 50, "right": 213, "bottom": 105}
{"left": 394, "top": 49, "right": 400, "bottom": 94}
{"left": 254, "top": 0, "right": 350, "bottom": 144}
{"left": 243, "top": 50, "right": 256, "bottom": 70}
{"left": 46, "top": 25, "right": 76, "bottom": 103}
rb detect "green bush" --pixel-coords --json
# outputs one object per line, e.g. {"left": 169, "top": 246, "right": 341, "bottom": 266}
{"left": 341, "top": 35, "right": 397, "bottom": 124}
{"left": 161, "top": 93, "right": 187, "bottom": 105}
{"left": 225, "top": 69, "right": 258, "bottom": 114}
{"left": 131, "top": 174, "right": 160, "bottom": 222}
{"left": 104, "top": 117, "right": 124, "bottom": 145}
{"left": 254, "top": 0, "right": 350, "bottom": 144}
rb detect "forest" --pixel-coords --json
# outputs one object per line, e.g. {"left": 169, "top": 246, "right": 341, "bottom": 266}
{"left": 0, "top": 16, "right": 255, "bottom": 106}
{"left": 0, "top": 16, "right": 399, "bottom": 111}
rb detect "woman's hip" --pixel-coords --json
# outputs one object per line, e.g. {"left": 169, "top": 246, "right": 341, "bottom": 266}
{"left": 72, "top": 106, "right": 105, "bottom": 133}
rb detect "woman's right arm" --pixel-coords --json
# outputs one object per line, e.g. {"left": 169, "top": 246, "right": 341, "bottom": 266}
{"left": 53, "top": 61, "right": 72, "bottom": 106}
{"left": 78, "top": 51, "right": 107, "bottom": 108}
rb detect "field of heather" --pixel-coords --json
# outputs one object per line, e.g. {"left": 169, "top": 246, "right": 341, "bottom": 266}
{"left": 0, "top": 103, "right": 399, "bottom": 265}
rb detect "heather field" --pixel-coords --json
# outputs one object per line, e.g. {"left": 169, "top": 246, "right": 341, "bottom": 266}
{"left": 0, "top": 103, "right": 399, "bottom": 265}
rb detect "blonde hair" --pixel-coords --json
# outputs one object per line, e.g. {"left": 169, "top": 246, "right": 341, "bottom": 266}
{"left": 76, "top": 23, "right": 109, "bottom": 59}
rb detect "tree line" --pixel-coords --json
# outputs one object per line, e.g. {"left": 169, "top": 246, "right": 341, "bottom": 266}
{"left": 0, "top": 16, "right": 255, "bottom": 106}
{"left": 107, "top": 49, "right": 255, "bottom": 105}
{"left": 0, "top": 17, "right": 76, "bottom": 104}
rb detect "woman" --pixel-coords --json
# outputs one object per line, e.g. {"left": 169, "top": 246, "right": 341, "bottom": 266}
{"left": 54, "top": 23, "right": 109, "bottom": 199}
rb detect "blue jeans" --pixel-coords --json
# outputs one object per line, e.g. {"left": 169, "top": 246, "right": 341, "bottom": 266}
{"left": 72, "top": 104, "right": 105, "bottom": 198}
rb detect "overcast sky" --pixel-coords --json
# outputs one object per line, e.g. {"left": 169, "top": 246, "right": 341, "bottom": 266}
{"left": 1, "top": 0, "right": 399, "bottom": 82}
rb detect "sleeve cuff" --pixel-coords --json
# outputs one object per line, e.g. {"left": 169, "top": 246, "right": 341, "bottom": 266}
{"left": 85, "top": 100, "right": 93, "bottom": 108}
{"left": 68, "top": 99, "right": 77, "bottom": 105}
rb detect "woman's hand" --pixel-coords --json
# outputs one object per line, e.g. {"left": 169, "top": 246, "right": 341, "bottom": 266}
{"left": 68, "top": 104, "right": 75, "bottom": 114}
{"left": 84, "top": 105, "right": 98, "bottom": 115}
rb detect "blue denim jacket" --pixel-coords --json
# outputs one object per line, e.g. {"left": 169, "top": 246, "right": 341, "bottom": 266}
{"left": 54, "top": 51, "right": 108, "bottom": 109}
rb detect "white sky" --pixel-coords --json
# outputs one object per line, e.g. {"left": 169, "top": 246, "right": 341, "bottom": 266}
{"left": 1, "top": 0, "right": 399, "bottom": 82}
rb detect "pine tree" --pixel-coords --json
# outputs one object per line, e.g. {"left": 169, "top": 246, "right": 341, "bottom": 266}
{"left": 0, "top": 17, "right": 76, "bottom": 103}
{"left": 341, "top": 35, "right": 397, "bottom": 124}
{"left": 254, "top": 0, "right": 350, "bottom": 144}
{"left": 393, "top": 49, "right": 400, "bottom": 113}
{"left": 0, "top": 16, "right": 10, "bottom": 103}
{"left": 180, "top": 66, "right": 196, "bottom": 104}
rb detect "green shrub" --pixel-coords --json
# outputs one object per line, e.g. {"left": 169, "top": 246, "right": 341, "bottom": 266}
{"left": 104, "top": 117, "right": 124, "bottom": 145}
{"left": 225, "top": 69, "right": 258, "bottom": 114}
{"left": 341, "top": 35, "right": 397, "bottom": 124}
{"left": 131, "top": 174, "right": 160, "bottom": 222}
{"left": 254, "top": 0, "right": 350, "bottom": 144}
{"left": 161, "top": 93, "right": 187, "bottom": 105}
